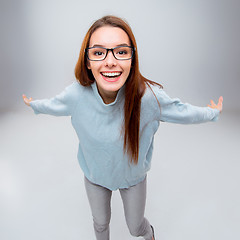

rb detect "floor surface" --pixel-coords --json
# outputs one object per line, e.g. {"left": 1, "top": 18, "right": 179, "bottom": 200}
{"left": 0, "top": 109, "right": 239, "bottom": 240}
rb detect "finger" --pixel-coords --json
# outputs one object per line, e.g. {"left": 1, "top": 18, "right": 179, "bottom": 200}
{"left": 218, "top": 96, "right": 223, "bottom": 105}
{"left": 22, "top": 94, "right": 30, "bottom": 102}
{"left": 217, "top": 98, "right": 223, "bottom": 111}
{"left": 22, "top": 95, "right": 30, "bottom": 106}
{"left": 210, "top": 100, "right": 217, "bottom": 108}
{"left": 217, "top": 99, "right": 222, "bottom": 107}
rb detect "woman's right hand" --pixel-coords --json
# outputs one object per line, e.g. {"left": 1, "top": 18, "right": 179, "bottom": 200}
{"left": 22, "top": 94, "right": 33, "bottom": 106}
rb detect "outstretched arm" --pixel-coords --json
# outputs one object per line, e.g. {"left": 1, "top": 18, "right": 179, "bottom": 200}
{"left": 21, "top": 82, "right": 81, "bottom": 116}
{"left": 154, "top": 87, "right": 223, "bottom": 124}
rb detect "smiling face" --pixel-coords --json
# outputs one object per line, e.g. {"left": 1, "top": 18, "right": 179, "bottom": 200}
{"left": 87, "top": 26, "right": 132, "bottom": 104}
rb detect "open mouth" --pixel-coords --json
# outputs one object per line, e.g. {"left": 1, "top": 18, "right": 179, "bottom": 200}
{"left": 101, "top": 72, "right": 122, "bottom": 78}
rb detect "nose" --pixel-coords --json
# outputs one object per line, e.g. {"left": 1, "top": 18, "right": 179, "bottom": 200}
{"left": 104, "top": 50, "right": 117, "bottom": 67}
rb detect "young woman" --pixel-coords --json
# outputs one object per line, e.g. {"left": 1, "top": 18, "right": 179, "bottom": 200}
{"left": 23, "top": 15, "right": 223, "bottom": 240}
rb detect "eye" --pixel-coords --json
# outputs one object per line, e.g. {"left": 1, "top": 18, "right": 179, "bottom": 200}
{"left": 115, "top": 46, "right": 132, "bottom": 56}
{"left": 94, "top": 51, "right": 104, "bottom": 56}
{"left": 117, "top": 50, "right": 127, "bottom": 55}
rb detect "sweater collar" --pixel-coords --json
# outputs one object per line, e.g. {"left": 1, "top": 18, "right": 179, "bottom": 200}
{"left": 91, "top": 81, "right": 125, "bottom": 107}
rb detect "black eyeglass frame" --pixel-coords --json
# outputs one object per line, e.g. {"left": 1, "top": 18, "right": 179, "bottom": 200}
{"left": 85, "top": 46, "right": 135, "bottom": 61}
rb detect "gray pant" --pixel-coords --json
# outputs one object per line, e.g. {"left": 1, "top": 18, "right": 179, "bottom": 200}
{"left": 84, "top": 176, "right": 153, "bottom": 240}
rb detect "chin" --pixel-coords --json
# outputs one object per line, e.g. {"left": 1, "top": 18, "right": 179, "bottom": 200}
{"left": 102, "top": 83, "right": 123, "bottom": 93}
{"left": 98, "top": 77, "right": 126, "bottom": 91}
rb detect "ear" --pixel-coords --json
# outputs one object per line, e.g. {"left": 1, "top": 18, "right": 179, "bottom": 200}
{"left": 87, "top": 60, "right": 91, "bottom": 70}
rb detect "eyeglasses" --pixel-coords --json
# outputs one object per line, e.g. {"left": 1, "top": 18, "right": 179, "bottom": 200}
{"left": 85, "top": 46, "right": 134, "bottom": 61}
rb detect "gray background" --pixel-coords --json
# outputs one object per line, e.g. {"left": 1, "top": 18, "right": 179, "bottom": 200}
{"left": 1, "top": 0, "right": 240, "bottom": 240}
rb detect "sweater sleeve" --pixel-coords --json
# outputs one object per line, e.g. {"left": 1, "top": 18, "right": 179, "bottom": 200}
{"left": 155, "top": 88, "right": 220, "bottom": 124}
{"left": 30, "top": 82, "right": 80, "bottom": 116}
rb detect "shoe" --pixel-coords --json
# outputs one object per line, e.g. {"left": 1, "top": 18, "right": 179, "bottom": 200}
{"left": 150, "top": 225, "right": 155, "bottom": 240}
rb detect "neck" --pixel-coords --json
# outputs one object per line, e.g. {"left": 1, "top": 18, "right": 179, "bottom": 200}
{"left": 97, "top": 87, "right": 118, "bottom": 104}
{"left": 100, "top": 92, "right": 118, "bottom": 104}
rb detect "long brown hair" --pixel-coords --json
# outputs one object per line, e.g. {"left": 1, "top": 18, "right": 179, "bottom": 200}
{"left": 75, "top": 15, "right": 162, "bottom": 164}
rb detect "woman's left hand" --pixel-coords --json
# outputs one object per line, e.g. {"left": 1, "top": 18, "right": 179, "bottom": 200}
{"left": 208, "top": 96, "right": 223, "bottom": 112}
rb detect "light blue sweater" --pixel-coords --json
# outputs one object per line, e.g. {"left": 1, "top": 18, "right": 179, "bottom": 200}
{"left": 30, "top": 81, "right": 219, "bottom": 190}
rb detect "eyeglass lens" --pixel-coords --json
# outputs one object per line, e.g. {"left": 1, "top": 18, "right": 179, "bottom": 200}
{"left": 87, "top": 46, "right": 133, "bottom": 60}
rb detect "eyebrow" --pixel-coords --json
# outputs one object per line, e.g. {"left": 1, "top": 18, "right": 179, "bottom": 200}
{"left": 91, "top": 43, "right": 130, "bottom": 48}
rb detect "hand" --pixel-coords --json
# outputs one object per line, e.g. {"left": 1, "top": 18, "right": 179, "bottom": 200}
{"left": 207, "top": 96, "right": 223, "bottom": 112}
{"left": 22, "top": 94, "right": 33, "bottom": 106}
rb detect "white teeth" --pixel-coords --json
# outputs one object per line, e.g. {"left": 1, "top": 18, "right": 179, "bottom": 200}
{"left": 102, "top": 72, "right": 121, "bottom": 77}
